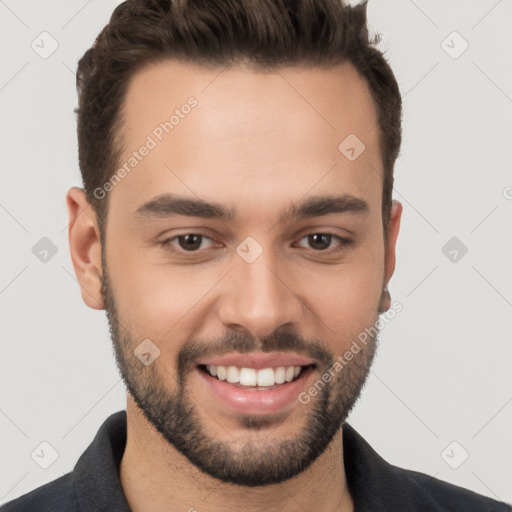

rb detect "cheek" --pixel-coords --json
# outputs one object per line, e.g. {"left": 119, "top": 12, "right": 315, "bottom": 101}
{"left": 106, "top": 244, "right": 221, "bottom": 340}
{"left": 301, "top": 246, "right": 385, "bottom": 341}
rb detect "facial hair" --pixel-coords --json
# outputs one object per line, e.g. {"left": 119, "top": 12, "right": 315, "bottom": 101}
{"left": 100, "top": 255, "right": 380, "bottom": 486}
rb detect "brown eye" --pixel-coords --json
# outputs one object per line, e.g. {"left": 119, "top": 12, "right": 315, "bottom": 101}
{"left": 296, "top": 233, "right": 351, "bottom": 252}
{"left": 177, "top": 234, "right": 203, "bottom": 251}
{"left": 160, "top": 233, "right": 215, "bottom": 253}
{"left": 307, "top": 234, "right": 332, "bottom": 251}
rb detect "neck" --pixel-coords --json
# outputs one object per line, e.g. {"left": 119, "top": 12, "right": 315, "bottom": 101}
{"left": 120, "top": 397, "right": 354, "bottom": 512}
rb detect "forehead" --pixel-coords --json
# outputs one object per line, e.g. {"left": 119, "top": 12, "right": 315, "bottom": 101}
{"left": 109, "top": 59, "right": 383, "bottom": 224}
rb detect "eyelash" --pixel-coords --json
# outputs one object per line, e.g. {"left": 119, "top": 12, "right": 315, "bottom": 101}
{"left": 158, "top": 232, "right": 352, "bottom": 255}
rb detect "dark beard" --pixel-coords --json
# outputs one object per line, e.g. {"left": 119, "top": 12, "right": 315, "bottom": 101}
{"left": 100, "top": 255, "right": 378, "bottom": 486}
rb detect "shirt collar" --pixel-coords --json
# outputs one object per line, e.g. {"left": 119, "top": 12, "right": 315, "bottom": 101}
{"left": 73, "top": 410, "right": 439, "bottom": 512}
{"left": 342, "top": 422, "right": 442, "bottom": 511}
{"left": 74, "top": 410, "right": 131, "bottom": 512}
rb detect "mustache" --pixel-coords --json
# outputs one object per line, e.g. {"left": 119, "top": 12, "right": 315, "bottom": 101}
{"left": 176, "top": 328, "right": 334, "bottom": 377}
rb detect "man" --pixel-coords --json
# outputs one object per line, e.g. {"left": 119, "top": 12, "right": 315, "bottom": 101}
{"left": 1, "top": 0, "right": 509, "bottom": 510}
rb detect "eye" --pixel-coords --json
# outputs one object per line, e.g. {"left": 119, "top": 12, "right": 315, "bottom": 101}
{"left": 160, "top": 233, "right": 215, "bottom": 252}
{"left": 295, "top": 233, "right": 351, "bottom": 252}
{"left": 159, "top": 231, "right": 351, "bottom": 255}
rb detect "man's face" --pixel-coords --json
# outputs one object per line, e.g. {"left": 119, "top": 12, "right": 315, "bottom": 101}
{"left": 96, "top": 60, "right": 400, "bottom": 485}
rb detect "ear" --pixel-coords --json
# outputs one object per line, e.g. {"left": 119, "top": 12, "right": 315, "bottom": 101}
{"left": 378, "top": 200, "right": 402, "bottom": 313}
{"left": 384, "top": 200, "right": 402, "bottom": 284}
{"left": 66, "top": 187, "right": 104, "bottom": 310}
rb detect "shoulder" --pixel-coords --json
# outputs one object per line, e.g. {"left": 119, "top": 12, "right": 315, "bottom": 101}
{"left": 396, "top": 465, "right": 511, "bottom": 511}
{"left": 0, "top": 473, "right": 79, "bottom": 512}
{"left": 342, "top": 422, "right": 511, "bottom": 511}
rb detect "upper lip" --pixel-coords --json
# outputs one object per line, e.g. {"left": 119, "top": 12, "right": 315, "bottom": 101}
{"left": 197, "top": 352, "right": 315, "bottom": 370}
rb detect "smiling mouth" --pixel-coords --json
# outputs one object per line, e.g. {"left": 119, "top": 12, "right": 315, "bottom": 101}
{"left": 197, "top": 364, "right": 315, "bottom": 390}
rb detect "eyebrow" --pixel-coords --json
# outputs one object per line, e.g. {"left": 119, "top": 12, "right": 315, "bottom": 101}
{"left": 133, "top": 193, "right": 369, "bottom": 223}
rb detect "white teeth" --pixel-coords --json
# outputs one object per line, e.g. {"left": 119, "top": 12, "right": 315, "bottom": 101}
{"left": 216, "top": 365, "right": 227, "bottom": 381}
{"left": 204, "top": 364, "right": 304, "bottom": 387}
{"left": 274, "top": 366, "right": 286, "bottom": 384}
{"left": 226, "top": 366, "right": 239, "bottom": 383}
{"left": 239, "top": 367, "right": 257, "bottom": 386}
{"left": 257, "top": 368, "right": 275, "bottom": 387}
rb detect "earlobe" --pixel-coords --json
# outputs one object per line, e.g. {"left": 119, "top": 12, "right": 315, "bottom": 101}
{"left": 66, "top": 187, "right": 105, "bottom": 310}
{"left": 378, "top": 287, "right": 391, "bottom": 314}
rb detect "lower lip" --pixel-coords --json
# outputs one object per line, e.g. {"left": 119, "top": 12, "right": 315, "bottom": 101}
{"left": 196, "top": 366, "right": 314, "bottom": 415}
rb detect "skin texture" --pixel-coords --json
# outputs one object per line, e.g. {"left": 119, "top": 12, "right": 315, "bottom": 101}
{"left": 67, "top": 60, "right": 402, "bottom": 512}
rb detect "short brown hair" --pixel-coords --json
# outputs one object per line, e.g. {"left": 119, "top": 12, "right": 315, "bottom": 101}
{"left": 76, "top": 0, "right": 401, "bottom": 231}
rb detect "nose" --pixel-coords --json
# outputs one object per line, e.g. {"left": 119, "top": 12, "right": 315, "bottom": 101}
{"left": 217, "top": 249, "right": 304, "bottom": 340}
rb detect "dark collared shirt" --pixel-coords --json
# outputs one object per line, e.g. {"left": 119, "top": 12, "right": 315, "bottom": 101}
{"left": 1, "top": 411, "right": 510, "bottom": 511}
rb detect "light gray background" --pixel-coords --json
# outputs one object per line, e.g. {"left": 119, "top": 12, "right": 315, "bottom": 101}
{"left": 1, "top": 0, "right": 511, "bottom": 505}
